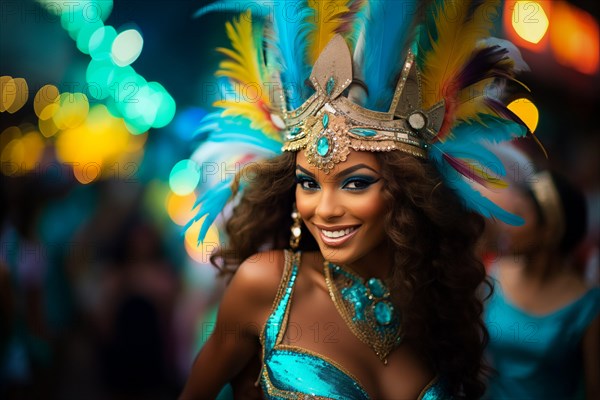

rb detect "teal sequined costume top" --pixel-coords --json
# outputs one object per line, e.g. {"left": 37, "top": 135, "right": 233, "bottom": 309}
{"left": 258, "top": 250, "right": 453, "bottom": 399}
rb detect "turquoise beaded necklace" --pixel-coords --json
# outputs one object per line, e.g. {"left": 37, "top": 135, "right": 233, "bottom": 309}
{"left": 324, "top": 262, "right": 402, "bottom": 363}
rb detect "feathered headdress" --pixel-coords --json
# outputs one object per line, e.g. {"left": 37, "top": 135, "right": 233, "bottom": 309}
{"left": 189, "top": 0, "right": 535, "bottom": 241}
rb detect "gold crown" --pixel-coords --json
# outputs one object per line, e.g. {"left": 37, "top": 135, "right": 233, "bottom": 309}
{"left": 282, "top": 35, "right": 446, "bottom": 173}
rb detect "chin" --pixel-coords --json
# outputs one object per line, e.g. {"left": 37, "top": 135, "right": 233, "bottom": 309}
{"left": 317, "top": 244, "right": 361, "bottom": 266}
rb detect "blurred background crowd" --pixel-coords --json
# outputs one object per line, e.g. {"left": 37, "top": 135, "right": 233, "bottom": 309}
{"left": 1, "top": 1, "right": 598, "bottom": 399}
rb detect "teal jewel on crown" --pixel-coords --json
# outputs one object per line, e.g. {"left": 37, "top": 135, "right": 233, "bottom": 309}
{"left": 316, "top": 113, "right": 331, "bottom": 157}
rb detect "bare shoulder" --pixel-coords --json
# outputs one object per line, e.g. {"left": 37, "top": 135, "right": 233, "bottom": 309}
{"left": 226, "top": 250, "right": 288, "bottom": 314}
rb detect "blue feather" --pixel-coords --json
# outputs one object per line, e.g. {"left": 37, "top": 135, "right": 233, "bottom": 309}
{"left": 194, "top": 113, "right": 282, "bottom": 153}
{"left": 270, "top": 0, "right": 313, "bottom": 109}
{"left": 194, "top": 0, "right": 271, "bottom": 19}
{"left": 416, "top": 0, "right": 443, "bottom": 69}
{"left": 429, "top": 146, "right": 524, "bottom": 225}
{"left": 186, "top": 177, "right": 234, "bottom": 243}
{"left": 452, "top": 114, "right": 528, "bottom": 143}
{"left": 357, "top": 0, "right": 418, "bottom": 111}
{"left": 433, "top": 116, "right": 527, "bottom": 177}
{"left": 435, "top": 140, "right": 507, "bottom": 176}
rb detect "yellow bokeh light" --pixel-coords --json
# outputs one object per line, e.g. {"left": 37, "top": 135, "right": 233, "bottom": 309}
{"left": 1, "top": 77, "right": 29, "bottom": 114}
{"left": 53, "top": 92, "right": 89, "bottom": 129}
{"left": 55, "top": 103, "right": 146, "bottom": 184}
{"left": 20, "top": 131, "right": 46, "bottom": 172}
{"left": 166, "top": 191, "right": 197, "bottom": 226}
{"left": 184, "top": 217, "right": 221, "bottom": 264}
{"left": 0, "top": 139, "right": 25, "bottom": 176}
{"left": 512, "top": 1, "right": 549, "bottom": 44}
{"left": 73, "top": 162, "right": 102, "bottom": 184}
{"left": 0, "top": 126, "right": 22, "bottom": 150}
{"left": 0, "top": 76, "right": 14, "bottom": 112}
{"left": 34, "top": 85, "right": 60, "bottom": 118}
{"left": 507, "top": 98, "right": 539, "bottom": 133}
{"left": 39, "top": 116, "right": 60, "bottom": 138}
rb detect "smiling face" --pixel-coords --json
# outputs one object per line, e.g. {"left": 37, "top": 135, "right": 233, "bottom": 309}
{"left": 295, "top": 150, "right": 392, "bottom": 275}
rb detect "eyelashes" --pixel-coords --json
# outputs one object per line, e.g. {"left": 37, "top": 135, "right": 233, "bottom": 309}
{"left": 295, "top": 175, "right": 380, "bottom": 192}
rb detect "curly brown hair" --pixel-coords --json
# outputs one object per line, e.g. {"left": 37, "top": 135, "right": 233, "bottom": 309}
{"left": 211, "top": 151, "right": 491, "bottom": 399}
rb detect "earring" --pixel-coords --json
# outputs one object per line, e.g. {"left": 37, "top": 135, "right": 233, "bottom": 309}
{"left": 290, "top": 204, "right": 302, "bottom": 251}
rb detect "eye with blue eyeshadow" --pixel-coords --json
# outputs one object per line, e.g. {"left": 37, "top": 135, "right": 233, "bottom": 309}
{"left": 295, "top": 174, "right": 320, "bottom": 191}
{"left": 341, "top": 175, "right": 380, "bottom": 191}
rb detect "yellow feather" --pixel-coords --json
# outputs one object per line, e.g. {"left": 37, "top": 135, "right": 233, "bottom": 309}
{"left": 421, "top": 0, "right": 500, "bottom": 109}
{"left": 469, "top": 161, "right": 509, "bottom": 189}
{"left": 215, "top": 11, "right": 269, "bottom": 105}
{"left": 215, "top": 100, "right": 278, "bottom": 137}
{"left": 212, "top": 11, "right": 282, "bottom": 139}
{"left": 308, "top": 0, "right": 350, "bottom": 63}
{"left": 454, "top": 78, "right": 495, "bottom": 122}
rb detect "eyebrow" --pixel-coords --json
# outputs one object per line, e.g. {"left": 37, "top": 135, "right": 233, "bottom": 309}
{"left": 295, "top": 163, "right": 379, "bottom": 179}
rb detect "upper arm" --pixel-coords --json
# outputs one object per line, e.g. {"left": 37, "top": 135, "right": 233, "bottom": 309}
{"left": 179, "top": 251, "right": 284, "bottom": 399}
{"left": 583, "top": 314, "right": 600, "bottom": 400}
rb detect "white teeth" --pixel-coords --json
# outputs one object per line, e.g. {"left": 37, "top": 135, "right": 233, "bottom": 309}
{"left": 321, "top": 227, "right": 356, "bottom": 238}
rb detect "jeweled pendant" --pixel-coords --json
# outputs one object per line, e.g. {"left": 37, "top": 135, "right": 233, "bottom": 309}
{"left": 367, "top": 278, "right": 387, "bottom": 297}
{"left": 317, "top": 136, "right": 330, "bottom": 156}
{"left": 324, "top": 262, "right": 402, "bottom": 362}
{"left": 374, "top": 301, "right": 393, "bottom": 325}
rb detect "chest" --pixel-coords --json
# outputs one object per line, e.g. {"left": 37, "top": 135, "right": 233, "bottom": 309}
{"left": 277, "top": 287, "right": 433, "bottom": 399}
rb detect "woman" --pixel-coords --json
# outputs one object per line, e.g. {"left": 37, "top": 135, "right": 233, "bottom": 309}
{"left": 182, "top": 1, "right": 531, "bottom": 398}
{"left": 484, "top": 171, "right": 600, "bottom": 399}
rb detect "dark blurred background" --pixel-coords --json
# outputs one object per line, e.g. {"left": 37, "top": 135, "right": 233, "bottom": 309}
{"left": 1, "top": 0, "right": 598, "bottom": 399}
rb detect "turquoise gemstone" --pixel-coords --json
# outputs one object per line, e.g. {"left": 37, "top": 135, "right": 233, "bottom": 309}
{"left": 367, "top": 278, "right": 387, "bottom": 298}
{"left": 349, "top": 128, "right": 377, "bottom": 137}
{"left": 374, "top": 301, "right": 393, "bottom": 325}
{"left": 326, "top": 77, "right": 335, "bottom": 96}
{"left": 289, "top": 127, "right": 301, "bottom": 136}
{"left": 322, "top": 113, "right": 329, "bottom": 128}
{"left": 316, "top": 136, "right": 330, "bottom": 156}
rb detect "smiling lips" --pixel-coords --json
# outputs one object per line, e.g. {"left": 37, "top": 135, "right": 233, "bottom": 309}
{"left": 316, "top": 225, "right": 360, "bottom": 246}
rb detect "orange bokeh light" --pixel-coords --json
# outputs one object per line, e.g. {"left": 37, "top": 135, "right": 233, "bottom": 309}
{"left": 550, "top": 1, "right": 599, "bottom": 75}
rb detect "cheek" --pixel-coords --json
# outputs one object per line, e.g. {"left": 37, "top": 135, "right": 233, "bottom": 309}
{"left": 295, "top": 187, "right": 314, "bottom": 217}
{"left": 353, "top": 189, "right": 387, "bottom": 223}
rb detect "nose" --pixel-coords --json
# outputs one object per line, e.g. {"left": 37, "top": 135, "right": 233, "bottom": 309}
{"left": 315, "top": 188, "right": 345, "bottom": 221}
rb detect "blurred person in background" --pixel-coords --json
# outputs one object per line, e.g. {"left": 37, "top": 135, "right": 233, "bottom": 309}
{"left": 94, "top": 212, "right": 180, "bottom": 400}
{"left": 0, "top": 176, "right": 52, "bottom": 399}
{"left": 483, "top": 170, "right": 600, "bottom": 399}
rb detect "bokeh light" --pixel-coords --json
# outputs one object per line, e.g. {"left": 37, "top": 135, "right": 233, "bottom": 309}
{"left": 550, "top": 1, "right": 599, "bottom": 75}
{"left": 166, "top": 192, "right": 197, "bottom": 226}
{"left": 34, "top": 85, "right": 60, "bottom": 119}
{"left": 89, "top": 25, "right": 118, "bottom": 60}
{"left": 511, "top": 1, "right": 549, "bottom": 44}
{"left": 169, "top": 159, "right": 201, "bottom": 196}
{"left": 1, "top": 76, "right": 29, "bottom": 113}
{"left": 184, "top": 216, "right": 221, "bottom": 263}
{"left": 53, "top": 92, "right": 89, "bottom": 129}
{"left": 507, "top": 98, "right": 539, "bottom": 133}
{"left": 112, "top": 29, "right": 144, "bottom": 67}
